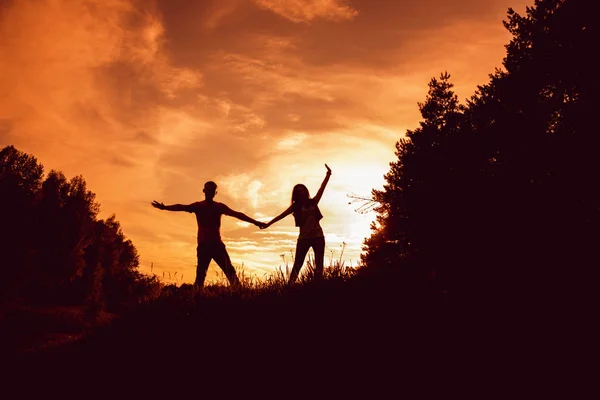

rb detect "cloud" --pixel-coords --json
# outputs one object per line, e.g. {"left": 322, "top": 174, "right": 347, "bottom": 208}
{"left": 0, "top": 0, "right": 204, "bottom": 160}
{"left": 202, "top": 0, "right": 242, "bottom": 30}
{"left": 253, "top": 0, "right": 358, "bottom": 23}
{"left": 0, "top": 119, "right": 11, "bottom": 141}
{"left": 0, "top": 0, "right": 212, "bottom": 275}
{"left": 1, "top": 0, "right": 532, "bottom": 283}
{"left": 218, "top": 173, "right": 265, "bottom": 209}
{"left": 275, "top": 132, "right": 308, "bottom": 150}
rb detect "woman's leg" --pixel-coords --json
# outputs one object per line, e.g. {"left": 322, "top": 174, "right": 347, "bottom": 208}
{"left": 289, "top": 239, "right": 311, "bottom": 284}
{"left": 312, "top": 236, "right": 326, "bottom": 280}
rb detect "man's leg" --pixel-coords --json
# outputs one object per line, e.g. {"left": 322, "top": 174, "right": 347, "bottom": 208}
{"left": 289, "top": 238, "right": 311, "bottom": 284}
{"left": 213, "top": 242, "right": 240, "bottom": 287}
{"left": 195, "top": 244, "right": 212, "bottom": 288}
{"left": 312, "top": 236, "right": 326, "bottom": 281}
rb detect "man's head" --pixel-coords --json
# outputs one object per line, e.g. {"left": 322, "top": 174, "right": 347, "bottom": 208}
{"left": 203, "top": 181, "right": 217, "bottom": 201}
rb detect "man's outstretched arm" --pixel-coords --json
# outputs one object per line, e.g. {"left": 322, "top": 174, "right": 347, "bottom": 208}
{"left": 222, "top": 205, "right": 266, "bottom": 228}
{"left": 151, "top": 200, "right": 193, "bottom": 212}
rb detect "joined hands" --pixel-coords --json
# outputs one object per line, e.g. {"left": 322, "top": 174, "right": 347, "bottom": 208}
{"left": 256, "top": 221, "right": 269, "bottom": 229}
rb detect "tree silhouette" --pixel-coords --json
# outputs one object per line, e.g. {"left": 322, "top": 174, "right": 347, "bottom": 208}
{"left": 0, "top": 145, "right": 158, "bottom": 310}
{"left": 465, "top": 0, "right": 597, "bottom": 296}
{"left": 362, "top": 73, "right": 464, "bottom": 283}
{"left": 0, "top": 146, "right": 43, "bottom": 298}
{"left": 363, "top": 0, "right": 597, "bottom": 302}
{"left": 28, "top": 171, "right": 100, "bottom": 301}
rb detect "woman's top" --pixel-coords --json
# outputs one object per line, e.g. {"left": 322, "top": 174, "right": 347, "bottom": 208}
{"left": 294, "top": 199, "right": 324, "bottom": 240}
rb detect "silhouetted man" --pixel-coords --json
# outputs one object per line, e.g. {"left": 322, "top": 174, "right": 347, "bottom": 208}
{"left": 151, "top": 181, "right": 265, "bottom": 288}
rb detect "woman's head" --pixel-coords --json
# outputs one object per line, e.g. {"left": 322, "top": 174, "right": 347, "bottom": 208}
{"left": 291, "top": 184, "right": 310, "bottom": 205}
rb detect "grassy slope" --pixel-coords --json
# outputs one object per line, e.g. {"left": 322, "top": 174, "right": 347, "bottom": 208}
{"left": 4, "top": 265, "right": 561, "bottom": 396}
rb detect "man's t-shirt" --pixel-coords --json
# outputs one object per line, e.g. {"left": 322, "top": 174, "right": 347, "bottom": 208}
{"left": 186, "top": 201, "right": 232, "bottom": 244}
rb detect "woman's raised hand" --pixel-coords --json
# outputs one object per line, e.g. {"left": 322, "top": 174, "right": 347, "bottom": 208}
{"left": 325, "top": 163, "right": 332, "bottom": 175}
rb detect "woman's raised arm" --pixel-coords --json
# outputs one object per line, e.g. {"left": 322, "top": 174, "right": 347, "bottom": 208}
{"left": 313, "top": 164, "right": 332, "bottom": 204}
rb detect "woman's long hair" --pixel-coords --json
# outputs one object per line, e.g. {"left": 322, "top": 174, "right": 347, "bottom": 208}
{"left": 291, "top": 184, "right": 310, "bottom": 210}
{"left": 291, "top": 184, "right": 310, "bottom": 225}
{"left": 291, "top": 184, "right": 322, "bottom": 227}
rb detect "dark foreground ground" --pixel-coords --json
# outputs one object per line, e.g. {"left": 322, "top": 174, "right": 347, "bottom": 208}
{"left": 1, "top": 267, "right": 589, "bottom": 397}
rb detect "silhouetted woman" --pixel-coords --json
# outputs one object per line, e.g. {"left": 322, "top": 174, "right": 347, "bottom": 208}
{"left": 262, "top": 164, "right": 332, "bottom": 284}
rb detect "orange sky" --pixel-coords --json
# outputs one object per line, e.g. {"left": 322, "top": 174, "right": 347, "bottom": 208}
{"left": 0, "top": 0, "right": 530, "bottom": 285}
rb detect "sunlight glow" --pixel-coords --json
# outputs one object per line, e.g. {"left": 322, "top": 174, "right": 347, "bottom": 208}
{"left": 0, "top": 0, "right": 531, "bottom": 284}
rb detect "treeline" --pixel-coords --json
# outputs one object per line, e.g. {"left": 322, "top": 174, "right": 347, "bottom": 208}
{"left": 363, "top": 0, "right": 597, "bottom": 302}
{"left": 0, "top": 145, "right": 160, "bottom": 311}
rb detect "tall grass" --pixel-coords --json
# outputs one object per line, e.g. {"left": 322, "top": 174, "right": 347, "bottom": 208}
{"left": 149, "top": 254, "right": 360, "bottom": 311}
{"left": 4, "top": 251, "right": 362, "bottom": 354}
